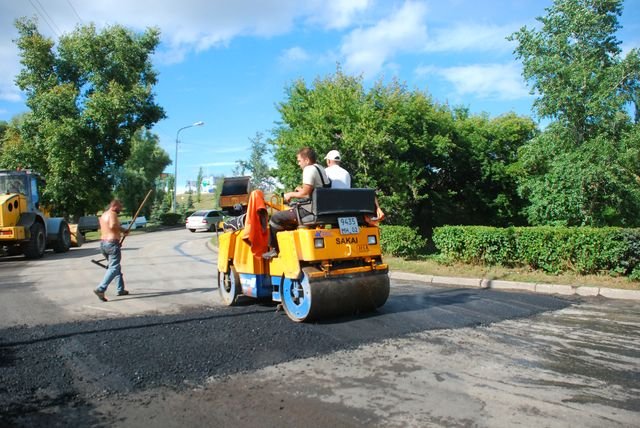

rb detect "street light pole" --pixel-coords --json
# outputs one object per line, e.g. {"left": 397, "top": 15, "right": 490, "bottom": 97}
{"left": 173, "top": 121, "right": 204, "bottom": 213}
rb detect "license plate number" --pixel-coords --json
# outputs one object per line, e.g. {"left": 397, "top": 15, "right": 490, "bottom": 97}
{"left": 338, "top": 217, "right": 359, "bottom": 235}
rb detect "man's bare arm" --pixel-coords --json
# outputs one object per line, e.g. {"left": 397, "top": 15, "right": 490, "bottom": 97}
{"left": 284, "top": 184, "right": 313, "bottom": 202}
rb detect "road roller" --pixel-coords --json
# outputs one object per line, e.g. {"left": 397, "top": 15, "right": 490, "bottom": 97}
{"left": 216, "top": 180, "right": 390, "bottom": 322}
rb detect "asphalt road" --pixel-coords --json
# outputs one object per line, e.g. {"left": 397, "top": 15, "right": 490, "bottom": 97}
{"left": 1, "top": 228, "right": 638, "bottom": 427}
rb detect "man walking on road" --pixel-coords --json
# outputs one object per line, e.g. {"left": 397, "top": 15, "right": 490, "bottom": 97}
{"left": 94, "top": 199, "right": 129, "bottom": 301}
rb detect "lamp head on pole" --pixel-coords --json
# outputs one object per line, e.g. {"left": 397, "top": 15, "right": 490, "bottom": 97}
{"left": 193, "top": 121, "right": 204, "bottom": 127}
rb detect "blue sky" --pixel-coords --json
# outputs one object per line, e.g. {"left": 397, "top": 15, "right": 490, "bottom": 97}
{"left": 1, "top": 0, "right": 638, "bottom": 192}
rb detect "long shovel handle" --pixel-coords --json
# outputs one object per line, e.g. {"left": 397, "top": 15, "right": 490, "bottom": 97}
{"left": 120, "top": 189, "right": 153, "bottom": 246}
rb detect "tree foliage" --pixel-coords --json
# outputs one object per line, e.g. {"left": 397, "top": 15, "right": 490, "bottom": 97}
{"left": 114, "top": 129, "right": 170, "bottom": 217}
{"left": 0, "top": 121, "right": 8, "bottom": 141}
{"left": 510, "top": 0, "right": 640, "bottom": 226}
{"left": 234, "top": 132, "right": 277, "bottom": 191}
{"left": 0, "top": 115, "right": 27, "bottom": 162}
{"left": 272, "top": 69, "right": 535, "bottom": 232}
{"left": 509, "top": 0, "right": 639, "bottom": 142}
{"left": 196, "top": 167, "right": 204, "bottom": 202}
{"left": 5, "top": 17, "right": 165, "bottom": 216}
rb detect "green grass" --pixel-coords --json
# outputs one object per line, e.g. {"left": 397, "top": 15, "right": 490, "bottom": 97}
{"left": 176, "top": 192, "right": 218, "bottom": 211}
{"left": 385, "top": 255, "right": 640, "bottom": 290}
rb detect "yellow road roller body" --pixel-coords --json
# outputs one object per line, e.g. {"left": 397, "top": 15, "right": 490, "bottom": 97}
{"left": 217, "top": 184, "right": 389, "bottom": 322}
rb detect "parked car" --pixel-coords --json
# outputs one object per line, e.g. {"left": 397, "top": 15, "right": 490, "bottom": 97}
{"left": 121, "top": 216, "right": 147, "bottom": 230}
{"left": 77, "top": 216, "right": 100, "bottom": 235}
{"left": 186, "top": 210, "right": 224, "bottom": 232}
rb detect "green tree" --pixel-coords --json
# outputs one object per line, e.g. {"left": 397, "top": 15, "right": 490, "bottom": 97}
{"left": 0, "top": 115, "right": 27, "bottom": 163}
{"left": 510, "top": 0, "right": 640, "bottom": 226}
{"left": 272, "top": 69, "right": 533, "bottom": 231}
{"left": 164, "top": 174, "right": 175, "bottom": 210}
{"left": 115, "top": 128, "right": 170, "bottom": 218}
{"left": 212, "top": 175, "right": 226, "bottom": 207}
{"left": 509, "top": 0, "right": 639, "bottom": 143}
{"left": 0, "top": 120, "right": 8, "bottom": 142}
{"left": 450, "top": 111, "right": 537, "bottom": 226}
{"left": 9, "top": 17, "right": 165, "bottom": 216}
{"left": 196, "top": 167, "right": 204, "bottom": 202}
{"left": 272, "top": 71, "right": 431, "bottom": 226}
{"left": 517, "top": 122, "right": 640, "bottom": 226}
{"left": 235, "top": 132, "right": 276, "bottom": 191}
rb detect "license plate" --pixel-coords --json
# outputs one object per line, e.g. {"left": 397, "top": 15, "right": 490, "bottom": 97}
{"left": 338, "top": 217, "right": 359, "bottom": 235}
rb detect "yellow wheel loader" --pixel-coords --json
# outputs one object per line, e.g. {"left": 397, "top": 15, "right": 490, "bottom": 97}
{"left": 216, "top": 177, "right": 389, "bottom": 322}
{"left": 0, "top": 170, "right": 72, "bottom": 259}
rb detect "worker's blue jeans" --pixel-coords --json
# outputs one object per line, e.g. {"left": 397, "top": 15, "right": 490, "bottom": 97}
{"left": 97, "top": 241, "right": 125, "bottom": 293}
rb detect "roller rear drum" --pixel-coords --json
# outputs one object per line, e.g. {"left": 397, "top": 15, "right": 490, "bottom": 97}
{"left": 282, "top": 267, "right": 390, "bottom": 322}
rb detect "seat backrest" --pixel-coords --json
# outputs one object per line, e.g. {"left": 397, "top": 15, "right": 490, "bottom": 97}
{"left": 296, "top": 188, "right": 376, "bottom": 226}
{"left": 312, "top": 188, "right": 376, "bottom": 216}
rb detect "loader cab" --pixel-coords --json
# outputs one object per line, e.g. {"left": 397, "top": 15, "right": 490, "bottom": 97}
{"left": 0, "top": 172, "right": 26, "bottom": 195}
{"left": 0, "top": 170, "right": 42, "bottom": 212}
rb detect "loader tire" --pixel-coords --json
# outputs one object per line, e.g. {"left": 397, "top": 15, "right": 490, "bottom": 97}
{"left": 23, "top": 222, "right": 46, "bottom": 259}
{"left": 52, "top": 222, "right": 71, "bottom": 253}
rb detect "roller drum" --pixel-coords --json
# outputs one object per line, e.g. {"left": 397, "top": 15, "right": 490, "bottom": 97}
{"left": 281, "top": 267, "right": 390, "bottom": 322}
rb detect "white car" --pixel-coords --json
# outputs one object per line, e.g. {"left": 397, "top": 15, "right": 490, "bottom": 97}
{"left": 186, "top": 210, "right": 224, "bottom": 232}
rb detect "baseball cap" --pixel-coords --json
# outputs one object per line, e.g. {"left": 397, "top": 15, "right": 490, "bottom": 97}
{"left": 325, "top": 150, "right": 341, "bottom": 161}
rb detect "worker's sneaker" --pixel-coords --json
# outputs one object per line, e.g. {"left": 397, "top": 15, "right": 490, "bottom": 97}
{"left": 93, "top": 289, "right": 108, "bottom": 302}
{"left": 262, "top": 249, "right": 278, "bottom": 260}
{"left": 117, "top": 290, "right": 129, "bottom": 296}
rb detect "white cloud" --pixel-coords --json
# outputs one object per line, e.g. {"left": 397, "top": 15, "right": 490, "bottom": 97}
{"left": 425, "top": 22, "right": 519, "bottom": 53}
{"left": 74, "top": 0, "right": 372, "bottom": 62}
{"left": 0, "top": 30, "right": 22, "bottom": 102}
{"left": 0, "top": 0, "right": 374, "bottom": 101}
{"left": 0, "top": 83, "right": 21, "bottom": 103}
{"left": 308, "top": 0, "right": 371, "bottom": 30}
{"left": 341, "top": 1, "right": 428, "bottom": 77}
{"left": 418, "top": 62, "right": 529, "bottom": 100}
{"left": 280, "top": 46, "right": 311, "bottom": 64}
{"left": 199, "top": 161, "right": 238, "bottom": 167}
{"left": 80, "top": 0, "right": 300, "bottom": 60}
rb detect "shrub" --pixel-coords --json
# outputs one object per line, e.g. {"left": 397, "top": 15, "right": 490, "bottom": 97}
{"left": 433, "top": 226, "right": 516, "bottom": 266}
{"left": 159, "top": 212, "right": 182, "bottom": 226}
{"left": 380, "top": 225, "right": 426, "bottom": 258}
{"left": 433, "top": 226, "right": 640, "bottom": 277}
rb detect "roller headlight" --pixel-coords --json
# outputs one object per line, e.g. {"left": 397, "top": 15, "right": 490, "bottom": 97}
{"left": 367, "top": 235, "right": 377, "bottom": 245}
{"left": 314, "top": 238, "right": 325, "bottom": 248}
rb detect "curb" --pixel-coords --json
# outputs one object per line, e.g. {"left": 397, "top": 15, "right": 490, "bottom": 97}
{"left": 206, "top": 237, "right": 219, "bottom": 254}
{"left": 389, "top": 271, "right": 640, "bottom": 301}
{"left": 206, "top": 239, "right": 640, "bottom": 301}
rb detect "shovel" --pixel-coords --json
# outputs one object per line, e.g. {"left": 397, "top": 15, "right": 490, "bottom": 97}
{"left": 91, "top": 189, "right": 153, "bottom": 269}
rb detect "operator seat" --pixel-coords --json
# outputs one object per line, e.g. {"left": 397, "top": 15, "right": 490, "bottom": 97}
{"left": 294, "top": 188, "right": 376, "bottom": 226}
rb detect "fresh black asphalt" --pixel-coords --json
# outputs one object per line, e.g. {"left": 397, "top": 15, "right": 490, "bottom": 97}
{"left": 0, "top": 282, "right": 570, "bottom": 427}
